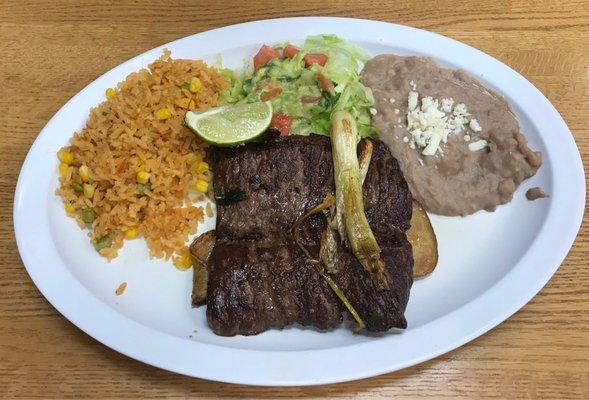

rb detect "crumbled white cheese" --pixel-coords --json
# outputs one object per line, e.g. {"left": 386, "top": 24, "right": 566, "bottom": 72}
{"left": 410, "top": 80, "right": 417, "bottom": 90}
{"left": 406, "top": 93, "right": 449, "bottom": 156}
{"left": 408, "top": 91, "right": 419, "bottom": 111}
{"left": 468, "top": 139, "right": 488, "bottom": 152}
{"left": 422, "top": 132, "right": 442, "bottom": 156}
{"left": 397, "top": 118, "right": 402, "bottom": 123}
{"left": 404, "top": 92, "right": 485, "bottom": 156}
{"left": 448, "top": 117, "right": 468, "bottom": 134}
{"left": 403, "top": 136, "right": 409, "bottom": 143}
{"left": 441, "top": 98, "right": 454, "bottom": 113}
{"left": 394, "top": 108, "right": 400, "bottom": 114}
{"left": 389, "top": 98, "right": 395, "bottom": 103}
{"left": 469, "top": 118, "right": 482, "bottom": 132}
{"left": 418, "top": 158, "right": 424, "bottom": 166}
{"left": 446, "top": 102, "right": 469, "bottom": 134}
{"left": 369, "top": 107, "right": 378, "bottom": 116}
{"left": 453, "top": 103, "right": 468, "bottom": 116}
{"left": 420, "top": 96, "right": 436, "bottom": 111}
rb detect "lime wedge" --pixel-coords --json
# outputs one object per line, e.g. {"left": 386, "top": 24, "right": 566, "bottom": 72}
{"left": 185, "top": 102, "right": 273, "bottom": 147}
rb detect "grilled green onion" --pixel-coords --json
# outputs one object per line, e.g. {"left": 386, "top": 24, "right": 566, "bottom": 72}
{"left": 290, "top": 195, "right": 366, "bottom": 331}
{"left": 358, "top": 139, "right": 373, "bottom": 185}
{"left": 330, "top": 111, "right": 388, "bottom": 291}
{"left": 290, "top": 195, "right": 335, "bottom": 262}
{"left": 322, "top": 272, "right": 365, "bottom": 332}
{"left": 319, "top": 218, "right": 339, "bottom": 274}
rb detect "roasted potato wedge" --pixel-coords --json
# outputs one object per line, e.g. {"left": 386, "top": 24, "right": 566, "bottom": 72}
{"left": 407, "top": 200, "right": 438, "bottom": 278}
{"left": 189, "top": 230, "right": 216, "bottom": 306}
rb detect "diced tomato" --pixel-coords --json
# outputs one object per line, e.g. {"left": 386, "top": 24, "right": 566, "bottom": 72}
{"left": 253, "top": 45, "right": 281, "bottom": 73}
{"left": 270, "top": 113, "right": 293, "bottom": 136}
{"left": 283, "top": 44, "right": 301, "bottom": 59}
{"left": 304, "top": 53, "right": 328, "bottom": 67}
{"left": 316, "top": 72, "right": 334, "bottom": 94}
{"left": 116, "top": 161, "right": 128, "bottom": 174}
{"left": 260, "top": 86, "right": 283, "bottom": 101}
{"left": 301, "top": 95, "right": 321, "bottom": 104}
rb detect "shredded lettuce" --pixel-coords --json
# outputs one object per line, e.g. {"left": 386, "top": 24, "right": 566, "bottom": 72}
{"left": 302, "top": 34, "right": 367, "bottom": 86}
{"left": 219, "top": 34, "right": 377, "bottom": 137}
{"left": 219, "top": 68, "right": 246, "bottom": 104}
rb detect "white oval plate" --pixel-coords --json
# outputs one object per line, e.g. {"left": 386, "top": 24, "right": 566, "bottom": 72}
{"left": 14, "top": 17, "right": 585, "bottom": 386}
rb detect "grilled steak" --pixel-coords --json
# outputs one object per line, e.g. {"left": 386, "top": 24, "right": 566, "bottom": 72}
{"left": 205, "top": 135, "right": 413, "bottom": 336}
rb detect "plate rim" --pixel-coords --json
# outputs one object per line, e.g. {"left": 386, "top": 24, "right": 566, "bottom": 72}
{"left": 13, "top": 16, "right": 586, "bottom": 386}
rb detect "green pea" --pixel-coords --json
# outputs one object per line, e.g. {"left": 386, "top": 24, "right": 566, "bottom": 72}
{"left": 82, "top": 207, "right": 95, "bottom": 223}
{"left": 137, "top": 182, "right": 152, "bottom": 194}
{"left": 94, "top": 236, "right": 112, "bottom": 251}
{"left": 71, "top": 182, "right": 84, "bottom": 193}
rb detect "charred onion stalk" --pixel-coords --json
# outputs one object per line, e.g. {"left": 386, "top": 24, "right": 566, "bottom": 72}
{"left": 291, "top": 195, "right": 335, "bottom": 262}
{"left": 289, "top": 113, "right": 382, "bottom": 331}
{"left": 321, "top": 273, "right": 366, "bottom": 332}
{"left": 358, "top": 140, "right": 373, "bottom": 186}
{"left": 320, "top": 141, "right": 372, "bottom": 274}
{"left": 331, "top": 111, "right": 388, "bottom": 291}
{"left": 290, "top": 195, "right": 366, "bottom": 331}
{"left": 319, "top": 217, "right": 339, "bottom": 274}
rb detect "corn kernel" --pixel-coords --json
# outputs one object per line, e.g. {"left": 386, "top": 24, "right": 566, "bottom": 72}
{"left": 178, "top": 97, "right": 191, "bottom": 109}
{"left": 124, "top": 228, "right": 138, "bottom": 240}
{"left": 83, "top": 183, "right": 95, "bottom": 199}
{"left": 105, "top": 88, "right": 116, "bottom": 99}
{"left": 199, "top": 170, "right": 212, "bottom": 182}
{"left": 136, "top": 171, "right": 150, "bottom": 184}
{"left": 79, "top": 165, "right": 90, "bottom": 182}
{"left": 58, "top": 163, "right": 69, "bottom": 176}
{"left": 195, "top": 179, "right": 209, "bottom": 193}
{"left": 188, "top": 99, "right": 196, "bottom": 110}
{"left": 189, "top": 77, "right": 202, "bottom": 93}
{"left": 195, "top": 161, "right": 209, "bottom": 174}
{"left": 64, "top": 201, "right": 75, "bottom": 214}
{"left": 57, "top": 148, "right": 74, "bottom": 165}
{"left": 186, "top": 153, "right": 201, "bottom": 165}
{"left": 174, "top": 249, "right": 192, "bottom": 270}
{"left": 155, "top": 108, "right": 172, "bottom": 120}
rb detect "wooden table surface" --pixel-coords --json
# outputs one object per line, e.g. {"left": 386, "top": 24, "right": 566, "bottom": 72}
{"left": 1, "top": 0, "right": 588, "bottom": 398}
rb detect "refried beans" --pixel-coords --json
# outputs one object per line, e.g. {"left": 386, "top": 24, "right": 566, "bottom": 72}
{"left": 361, "top": 55, "right": 542, "bottom": 216}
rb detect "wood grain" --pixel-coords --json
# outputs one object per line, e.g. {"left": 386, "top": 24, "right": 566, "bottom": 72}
{"left": 1, "top": 0, "right": 588, "bottom": 398}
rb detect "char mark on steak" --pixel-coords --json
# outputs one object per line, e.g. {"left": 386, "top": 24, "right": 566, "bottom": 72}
{"left": 204, "top": 135, "right": 413, "bottom": 336}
